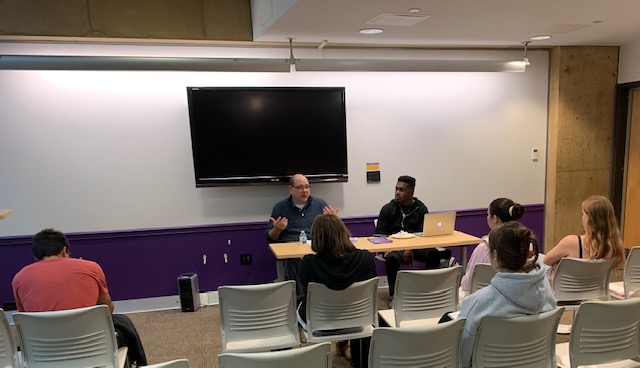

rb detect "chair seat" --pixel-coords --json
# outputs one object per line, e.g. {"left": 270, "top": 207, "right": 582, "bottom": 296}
{"left": 225, "top": 335, "right": 300, "bottom": 352}
{"left": 378, "top": 309, "right": 440, "bottom": 328}
{"left": 378, "top": 309, "right": 394, "bottom": 327}
{"left": 144, "top": 359, "right": 190, "bottom": 368}
{"left": 610, "top": 281, "right": 626, "bottom": 299}
{"left": 118, "top": 347, "right": 129, "bottom": 368}
{"left": 556, "top": 342, "right": 640, "bottom": 368}
{"left": 218, "top": 342, "right": 331, "bottom": 368}
{"left": 304, "top": 325, "right": 374, "bottom": 344}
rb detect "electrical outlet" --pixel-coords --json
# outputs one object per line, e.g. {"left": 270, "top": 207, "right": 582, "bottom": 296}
{"left": 240, "top": 254, "right": 252, "bottom": 265}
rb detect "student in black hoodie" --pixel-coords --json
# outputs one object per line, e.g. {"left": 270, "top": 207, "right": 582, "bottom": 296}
{"left": 374, "top": 175, "right": 451, "bottom": 300}
{"left": 297, "top": 214, "right": 377, "bottom": 368}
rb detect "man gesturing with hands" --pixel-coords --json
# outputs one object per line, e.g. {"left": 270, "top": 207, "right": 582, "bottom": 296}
{"left": 266, "top": 174, "right": 339, "bottom": 296}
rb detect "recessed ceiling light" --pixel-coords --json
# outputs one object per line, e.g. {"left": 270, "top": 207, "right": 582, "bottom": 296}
{"left": 530, "top": 35, "right": 552, "bottom": 41}
{"left": 408, "top": 8, "right": 421, "bottom": 13}
{"left": 359, "top": 28, "right": 384, "bottom": 35}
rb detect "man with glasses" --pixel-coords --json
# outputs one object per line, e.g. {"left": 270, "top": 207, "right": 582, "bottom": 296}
{"left": 266, "top": 174, "right": 339, "bottom": 294}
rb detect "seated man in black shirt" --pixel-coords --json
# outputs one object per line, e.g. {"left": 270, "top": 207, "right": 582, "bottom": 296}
{"left": 374, "top": 175, "right": 452, "bottom": 300}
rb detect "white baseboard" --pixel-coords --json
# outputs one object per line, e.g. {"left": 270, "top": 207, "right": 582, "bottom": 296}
{"left": 113, "top": 290, "right": 220, "bottom": 314}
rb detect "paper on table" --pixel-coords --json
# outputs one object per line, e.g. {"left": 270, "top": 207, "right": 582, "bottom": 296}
{"left": 369, "top": 237, "right": 392, "bottom": 244}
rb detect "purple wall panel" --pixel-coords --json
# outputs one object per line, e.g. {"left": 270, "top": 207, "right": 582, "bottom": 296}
{"left": 0, "top": 204, "right": 544, "bottom": 304}
{"left": 0, "top": 240, "right": 35, "bottom": 305}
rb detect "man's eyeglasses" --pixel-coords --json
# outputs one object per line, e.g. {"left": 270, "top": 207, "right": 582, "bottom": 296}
{"left": 292, "top": 185, "right": 311, "bottom": 191}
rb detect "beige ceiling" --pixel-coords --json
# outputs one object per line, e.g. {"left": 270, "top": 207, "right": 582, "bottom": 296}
{"left": 252, "top": 0, "right": 640, "bottom": 48}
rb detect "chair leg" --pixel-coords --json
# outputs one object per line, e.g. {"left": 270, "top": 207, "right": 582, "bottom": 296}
{"left": 349, "top": 338, "right": 371, "bottom": 368}
{"left": 557, "top": 309, "right": 576, "bottom": 334}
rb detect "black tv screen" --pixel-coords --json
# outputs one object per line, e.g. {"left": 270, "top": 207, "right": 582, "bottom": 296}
{"left": 186, "top": 87, "right": 348, "bottom": 187}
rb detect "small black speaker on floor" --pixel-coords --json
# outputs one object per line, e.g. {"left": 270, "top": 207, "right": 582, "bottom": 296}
{"left": 177, "top": 273, "right": 200, "bottom": 312}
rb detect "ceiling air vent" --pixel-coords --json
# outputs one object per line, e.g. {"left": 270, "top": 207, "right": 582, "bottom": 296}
{"left": 365, "top": 13, "right": 430, "bottom": 27}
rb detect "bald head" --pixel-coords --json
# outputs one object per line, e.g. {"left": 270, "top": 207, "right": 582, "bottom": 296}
{"left": 289, "top": 174, "right": 307, "bottom": 186}
{"left": 288, "top": 174, "right": 311, "bottom": 205}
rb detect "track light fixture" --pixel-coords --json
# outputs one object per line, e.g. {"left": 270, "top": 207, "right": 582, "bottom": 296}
{"left": 521, "top": 41, "right": 531, "bottom": 66}
{"left": 288, "top": 37, "right": 296, "bottom": 72}
{"left": 0, "top": 39, "right": 526, "bottom": 73}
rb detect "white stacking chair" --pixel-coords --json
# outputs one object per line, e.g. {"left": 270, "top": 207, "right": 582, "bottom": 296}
{"left": 218, "top": 342, "right": 331, "bottom": 368}
{"left": 303, "top": 277, "right": 378, "bottom": 366}
{"left": 0, "top": 309, "right": 19, "bottom": 368}
{"left": 379, "top": 266, "right": 462, "bottom": 327}
{"left": 469, "top": 263, "right": 496, "bottom": 295}
{"left": 553, "top": 257, "right": 615, "bottom": 302}
{"left": 556, "top": 298, "right": 640, "bottom": 368}
{"left": 144, "top": 358, "right": 190, "bottom": 367}
{"left": 553, "top": 257, "right": 615, "bottom": 333}
{"left": 368, "top": 318, "right": 466, "bottom": 368}
{"left": 13, "top": 305, "right": 127, "bottom": 368}
{"left": 218, "top": 280, "right": 300, "bottom": 353}
{"left": 304, "top": 277, "right": 379, "bottom": 343}
{"left": 471, "top": 307, "right": 565, "bottom": 368}
{"left": 610, "top": 246, "right": 640, "bottom": 298}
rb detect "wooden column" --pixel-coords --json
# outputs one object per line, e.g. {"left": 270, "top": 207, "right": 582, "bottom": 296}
{"left": 545, "top": 46, "right": 619, "bottom": 251}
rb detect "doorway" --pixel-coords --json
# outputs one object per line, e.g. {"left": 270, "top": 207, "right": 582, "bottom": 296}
{"left": 612, "top": 82, "right": 640, "bottom": 248}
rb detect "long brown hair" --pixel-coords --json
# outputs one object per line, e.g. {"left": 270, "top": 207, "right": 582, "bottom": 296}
{"left": 310, "top": 214, "right": 356, "bottom": 257}
{"left": 582, "top": 195, "right": 625, "bottom": 267}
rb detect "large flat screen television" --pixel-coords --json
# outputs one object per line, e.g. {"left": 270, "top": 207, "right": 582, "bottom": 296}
{"left": 186, "top": 87, "right": 348, "bottom": 187}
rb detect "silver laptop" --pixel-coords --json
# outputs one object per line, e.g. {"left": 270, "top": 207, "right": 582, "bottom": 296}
{"left": 416, "top": 211, "right": 457, "bottom": 237}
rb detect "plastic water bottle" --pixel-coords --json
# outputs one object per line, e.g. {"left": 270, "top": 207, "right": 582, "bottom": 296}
{"left": 299, "top": 230, "right": 307, "bottom": 244}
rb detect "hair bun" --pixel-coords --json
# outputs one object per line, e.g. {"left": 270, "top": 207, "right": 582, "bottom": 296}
{"left": 510, "top": 203, "right": 526, "bottom": 220}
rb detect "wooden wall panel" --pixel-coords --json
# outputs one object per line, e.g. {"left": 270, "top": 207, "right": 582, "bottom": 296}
{"left": 545, "top": 46, "right": 619, "bottom": 251}
{"left": 0, "top": 0, "right": 252, "bottom": 41}
{"left": 0, "top": 0, "right": 90, "bottom": 36}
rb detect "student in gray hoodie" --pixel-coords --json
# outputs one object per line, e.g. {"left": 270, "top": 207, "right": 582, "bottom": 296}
{"left": 458, "top": 221, "right": 557, "bottom": 367}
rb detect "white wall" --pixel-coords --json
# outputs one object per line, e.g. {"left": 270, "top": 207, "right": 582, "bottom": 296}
{"left": 619, "top": 39, "right": 640, "bottom": 83}
{"left": 0, "top": 43, "right": 549, "bottom": 236}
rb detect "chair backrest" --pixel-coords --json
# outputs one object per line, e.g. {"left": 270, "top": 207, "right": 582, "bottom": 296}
{"left": 392, "top": 266, "right": 462, "bottom": 327}
{"left": 568, "top": 298, "right": 640, "bottom": 367}
{"left": 624, "top": 246, "right": 640, "bottom": 298}
{"left": 306, "top": 277, "right": 379, "bottom": 334}
{"left": 218, "top": 280, "right": 299, "bottom": 353}
{"left": 369, "top": 318, "right": 466, "bottom": 368}
{"left": 552, "top": 257, "right": 615, "bottom": 302}
{"left": 469, "top": 263, "right": 496, "bottom": 295}
{"left": 0, "top": 309, "right": 19, "bottom": 368}
{"left": 144, "top": 358, "right": 190, "bottom": 368}
{"left": 472, "top": 307, "right": 564, "bottom": 368}
{"left": 218, "top": 342, "right": 331, "bottom": 368}
{"left": 13, "top": 305, "right": 119, "bottom": 368}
